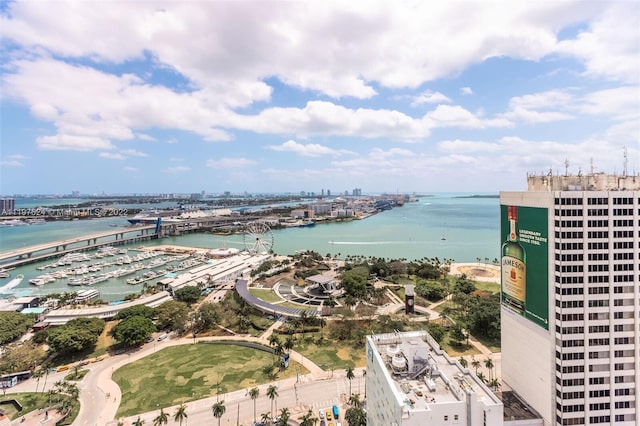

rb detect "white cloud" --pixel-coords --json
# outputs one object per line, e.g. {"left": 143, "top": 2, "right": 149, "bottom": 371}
{"left": 99, "top": 152, "right": 126, "bottom": 160}
{"left": 411, "top": 91, "right": 451, "bottom": 107}
{"left": 267, "top": 140, "right": 355, "bottom": 157}
{"left": 0, "top": 160, "right": 24, "bottom": 167}
{"left": 460, "top": 87, "right": 473, "bottom": 95}
{"left": 426, "top": 105, "right": 512, "bottom": 129}
{"left": 557, "top": 3, "right": 640, "bottom": 83}
{"left": 37, "top": 134, "right": 114, "bottom": 151}
{"left": 123, "top": 166, "right": 138, "bottom": 172}
{"left": 1, "top": 1, "right": 623, "bottom": 99}
{"left": 206, "top": 157, "right": 257, "bottom": 169}
{"left": 164, "top": 166, "right": 191, "bottom": 173}
{"left": 578, "top": 86, "right": 640, "bottom": 121}
{"left": 120, "top": 149, "right": 148, "bottom": 157}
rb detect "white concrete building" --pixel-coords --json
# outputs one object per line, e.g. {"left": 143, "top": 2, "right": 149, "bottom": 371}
{"left": 500, "top": 174, "right": 640, "bottom": 426}
{"left": 366, "top": 330, "right": 503, "bottom": 425}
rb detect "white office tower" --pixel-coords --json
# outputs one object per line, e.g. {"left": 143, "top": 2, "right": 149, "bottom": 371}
{"left": 500, "top": 173, "right": 640, "bottom": 426}
{"left": 365, "top": 331, "right": 503, "bottom": 425}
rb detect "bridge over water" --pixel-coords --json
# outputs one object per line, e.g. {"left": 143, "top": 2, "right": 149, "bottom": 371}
{"left": 0, "top": 225, "right": 158, "bottom": 268}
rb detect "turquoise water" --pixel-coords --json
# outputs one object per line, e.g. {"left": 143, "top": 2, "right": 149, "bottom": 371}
{"left": 0, "top": 194, "right": 499, "bottom": 300}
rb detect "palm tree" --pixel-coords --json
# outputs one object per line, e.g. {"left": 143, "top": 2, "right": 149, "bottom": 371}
{"left": 277, "top": 407, "right": 290, "bottom": 426}
{"left": 484, "top": 358, "right": 494, "bottom": 381}
{"left": 249, "top": 387, "right": 260, "bottom": 423}
{"left": 33, "top": 369, "right": 45, "bottom": 394}
{"left": 173, "top": 403, "right": 188, "bottom": 426}
{"left": 458, "top": 357, "right": 468, "bottom": 369}
{"left": 476, "top": 371, "right": 487, "bottom": 383}
{"left": 153, "top": 408, "right": 169, "bottom": 426}
{"left": 133, "top": 417, "right": 145, "bottom": 426}
{"left": 346, "top": 366, "right": 355, "bottom": 397}
{"left": 471, "top": 357, "right": 481, "bottom": 374}
{"left": 300, "top": 409, "right": 318, "bottom": 426}
{"left": 266, "top": 384, "right": 278, "bottom": 417}
{"left": 260, "top": 412, "right": 271, "bottom": 425}
{"left": 348, "top": 393, "right": 362, "bottom": 408}
{"left": 212, "top": 400, "right": 225, "bottom": 426}
{"left": 489, "top": 378, "right": 501, "bottom": 392}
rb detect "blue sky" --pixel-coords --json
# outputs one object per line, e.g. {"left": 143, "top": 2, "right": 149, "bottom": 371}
{"left": 1, "top": 1, "right": 638, "bottom": 195}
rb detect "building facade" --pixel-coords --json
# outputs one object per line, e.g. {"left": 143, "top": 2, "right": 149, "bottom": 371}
{"left": 366, "top": 330, "right": 503, "bottom": 425}
{"left": 500, "top": 174, "right": 640, "bottom": 426}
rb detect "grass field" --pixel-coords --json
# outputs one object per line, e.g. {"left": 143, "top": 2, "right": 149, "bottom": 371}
{"left": 114, "top": 343, "right": 308, "bottom": 417}
{"left": 249, "top": 288, "right": 282, "bottom": 303}
{"left": 474, "top": 281, "right": 500, "bottom": 293}
{"left": 295, "top": 340, "right": 366, "bottom": 369}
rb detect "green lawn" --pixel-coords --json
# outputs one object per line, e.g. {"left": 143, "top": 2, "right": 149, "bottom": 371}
{"left": 474, "top": 281, "right": 500, "bottom": 294}
{"left": 295, "top": 339, "right": 366, "bottom": 369}
{"left": 114, "top": 343, "right": 308, "bottom": 417}
{"left": 249, "top": 288, "right": 283, "bottom": 303}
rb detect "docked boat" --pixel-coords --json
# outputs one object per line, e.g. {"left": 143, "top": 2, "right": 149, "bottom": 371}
{"left": 29, "top": 278, "right": 45, "bottom": 286}
{"left": 67, "top": 277, "right": 83, "bottom": 286}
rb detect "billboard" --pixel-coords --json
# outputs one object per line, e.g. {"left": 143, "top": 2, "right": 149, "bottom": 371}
{"left": 500, "top": 205, "right": 548, "bottom": 330}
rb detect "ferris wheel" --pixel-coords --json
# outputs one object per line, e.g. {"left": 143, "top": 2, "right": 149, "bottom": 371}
{"left": 243, "top": 221, "right": 275, "bottom": 254}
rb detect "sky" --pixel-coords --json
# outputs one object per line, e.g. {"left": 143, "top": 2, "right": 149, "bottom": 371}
{"left": 1, "top": 1, "right": 639, "bottom": 196}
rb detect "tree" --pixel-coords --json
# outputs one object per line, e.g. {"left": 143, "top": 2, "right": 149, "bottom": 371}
{"left": 47, "top": 317, "right": 105, "bottom": 354}
{"left": 174, "top": 286, "right": 201, "bottom": 305}
{"left": 153, "top": 408, "right": 168, "bottom": 426}
{"left": 114, "top": 305, "right": 154, "bottom": 321}
{"left": 154, "top": 300, "right": 189, "bottom": 332}
{"left": 458, "top": 357, "right": 468, "bottom": 369}
{"left": 111, "top": 315, "right": 156, "bottom": 347}
{"left": 192, "top": 303, "right": 220, "bottom": 332}
{"left": 266, "top": 384, "right": 278, "bottom": 417}
{"left": 260, "top": 412, "right": 271, "bottom": 425}
{"left": 471, "top": 357, "right": 481, "bottom": 374}
{"left": 489, "top": 378, "right": 501, "bottom": 392}
{"left": 249, "top": 387, "right": 259, "bottom": 423}
{"left": 300, "top": 409, "right": 318, "bottom": 426}
{"left": 212, "top": 400, "right": 225, "bottom": 426}
{"left": 484, "top": 357, "right": 494, "bottom": 381}
{"left": 277, "top": 407, "right": 290, "bottom": 426}
{"left": 476, "top": 371, "right": 487, "bottom": 383}
{"left": 344, "top": 406, "right": 367, "bottom": 426}
{"left": 348, "top": 393, "right": 362, "bottom": 408}
{"left": 133, "top": 417, "right": 145, "bottom": 426}
{"left": 449, "top": 323, "right": 467, "bottom": 347}
{"left": 173, "top": 403, "right": 188, "bottom": 426}
{"left": 0, "top": 312, "right": 35, "bottom": 344}
{"left": 346, "top": 366, "right": 355, "bottom": 397}
{"left": 425, "top": 322, "right": 445, "bottom": 344}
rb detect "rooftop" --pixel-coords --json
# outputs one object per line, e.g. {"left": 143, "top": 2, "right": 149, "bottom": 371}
{"left": 369, "top": 330, "right": 501, "bottom": 409}
{"left": 527, "top": 172, "right": 640, "bottom": 191}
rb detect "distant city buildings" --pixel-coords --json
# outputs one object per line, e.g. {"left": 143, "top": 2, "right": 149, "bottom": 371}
{"left": 0, "top": 198, "right": 15, "bottom": 214}
{"left": 500, "top": 173, "right": 640, "bottom": 426}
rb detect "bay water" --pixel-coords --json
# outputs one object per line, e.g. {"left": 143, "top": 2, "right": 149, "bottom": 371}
{"left": 0, "top": 193, "right": 499, "bottom": 300}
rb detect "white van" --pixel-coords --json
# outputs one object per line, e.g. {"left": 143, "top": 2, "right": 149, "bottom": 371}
{"left": 157, "top": 333, "right": 168, "bottom": 341}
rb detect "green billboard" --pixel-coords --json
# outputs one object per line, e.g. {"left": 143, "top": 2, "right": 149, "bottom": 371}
{"left": 500, "top": 204, "right": 548, "bottom": 330}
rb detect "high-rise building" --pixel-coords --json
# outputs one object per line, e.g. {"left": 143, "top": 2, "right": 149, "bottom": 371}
{"left": 365, "top": 330, "right": 503, "bottom": 425}
{"left": 0, "top": 198, "right": 15, "bottom": 214}
{"left": 500, "top": 173, "right": 640, "bottom": 426}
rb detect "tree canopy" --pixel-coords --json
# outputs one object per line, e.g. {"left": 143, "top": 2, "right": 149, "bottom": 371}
{"left": 114, "top": 305, "right": 154, "bottom": 321}
{"left": 0, "top": 312, "right": 35, "bottom": 344}
{"left": 154, "top": 300, "right": 189, "bottom": 331}
{"left": 47, "top": 317, "right": 105, "bottom": 354}
{"left": 111, "top": 315, "right": 156, "bottom": 346}
{"left": 174, "top": 286, "right": 201, "bottom": 305}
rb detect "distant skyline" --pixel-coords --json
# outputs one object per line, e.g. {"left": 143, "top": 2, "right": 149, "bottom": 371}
{"left": 1, "top": 1, "right": 638, "bottom": 195}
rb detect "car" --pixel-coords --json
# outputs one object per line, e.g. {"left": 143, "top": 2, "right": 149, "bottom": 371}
{"left": 326, "top": 409, "right": 333, "bottom": 420}
{"left": 146, "top": 336, "right": 154, "bottom": 343}
{"left": 319, "top": 410, "right": 325, "bottom": 419}
{"left": 157, "top": 333, "right": 168, "bottom": 341}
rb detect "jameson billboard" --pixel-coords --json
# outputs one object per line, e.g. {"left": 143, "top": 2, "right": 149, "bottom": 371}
{"left": 500, "top": 205, "right": 548, "bottom": 330}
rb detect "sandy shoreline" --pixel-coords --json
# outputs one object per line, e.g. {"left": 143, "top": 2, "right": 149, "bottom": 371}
{"left": 450, "top": 262, "right": 500, "bottom": 284}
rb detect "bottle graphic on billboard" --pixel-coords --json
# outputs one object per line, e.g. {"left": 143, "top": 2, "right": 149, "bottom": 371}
{"left": 502, "top": 205, "right": 526, "bottom": 313}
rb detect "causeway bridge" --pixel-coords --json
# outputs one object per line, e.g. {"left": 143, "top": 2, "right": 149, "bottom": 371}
{"left": 0, "top": 225, "right": 160, "bottom": 268}
{"left": 0, "top": 215, "right": 263, "bottom": 269}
